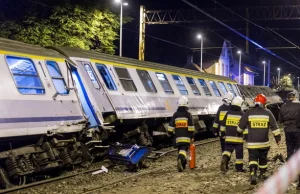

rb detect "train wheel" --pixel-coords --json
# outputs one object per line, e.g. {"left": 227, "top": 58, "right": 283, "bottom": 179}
{"left": 0, "top": 168, "right": 26, "bottom": 189}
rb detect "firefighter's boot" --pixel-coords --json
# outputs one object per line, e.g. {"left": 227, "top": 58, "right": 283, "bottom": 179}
{"left": 250, "top": 167, "right": 258, "bottom": 185}
{"left": 177, "top": 158, "right": 183, "bottom": 172}
{"left": 221, "top": 155, "right": 230, "bottom": 173}
{"left": 236, "top": 164, "right": 246, "bottom": 173}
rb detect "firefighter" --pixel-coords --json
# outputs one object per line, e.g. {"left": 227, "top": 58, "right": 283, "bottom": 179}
{"left": 278, "top": 92, "right": 300, "bottom": 160}
{"left": 220, "top": 96, "right": 245, "bottom": 173}
{"left": 238, "top": 94, "right": 281, "bottom": 185}
{"left": 212, "top": 92, "right": 234, "bottom": 153}
{"left": 167, "top": 96, "right": 195, "bottom": 172}
{"left": 278, "top": 92, "right": 300, "bottom": 190}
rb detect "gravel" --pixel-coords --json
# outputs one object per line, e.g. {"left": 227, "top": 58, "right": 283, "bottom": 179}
{"left": 12, "top": 132, "right": 296, "bottom": 194}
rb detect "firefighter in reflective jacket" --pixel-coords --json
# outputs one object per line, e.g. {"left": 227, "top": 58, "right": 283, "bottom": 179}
{"left": 238, "top": 94, "right": 281, "bottom": 185}
{"left": 220, "top": 96, "right": 245, "bottom": 173}
{"left": 212, "top": 92, "right": 234, "bottom": 153}
{"left": 167, "top": 96, "right": 195, "bottom": 172}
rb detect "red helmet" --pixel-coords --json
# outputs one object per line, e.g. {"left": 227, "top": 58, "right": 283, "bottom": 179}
{"left": 254, "top": 94, "right": 267, "bottom": 105}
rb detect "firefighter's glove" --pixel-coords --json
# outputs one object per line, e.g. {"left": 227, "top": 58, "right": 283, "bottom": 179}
{"left": 243, "top": 134, "right": 248, "bottom": 142}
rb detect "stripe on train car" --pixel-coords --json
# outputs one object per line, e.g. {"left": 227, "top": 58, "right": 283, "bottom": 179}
{"left": 116, "top": 107, "right": 166, "bottom": 111}
{"left": 0, "top": 50, "right": 65, "bottom": 62}
{"left": 0, "top": 116, "right": 83, "bottom": 124}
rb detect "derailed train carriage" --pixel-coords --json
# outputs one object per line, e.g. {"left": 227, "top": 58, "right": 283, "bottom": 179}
{"left": 51, "top": 46, "right": 242, "bottom": 142}
{"left": 0, "top": 37, "right": 242, "bottom": 188}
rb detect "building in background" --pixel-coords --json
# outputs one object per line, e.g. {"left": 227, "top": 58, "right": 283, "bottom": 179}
{"left": 183, "top": 40, "right": 257, "bottom": 86}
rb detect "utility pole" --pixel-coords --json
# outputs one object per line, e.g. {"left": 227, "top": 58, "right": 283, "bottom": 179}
{"left": 267, "top": 60, "right": 271, "bottom": 87}
{"left": 246, "top": 8, "right": 249, "bottom": 54}
{"left": 139, "top": 6, "right": 146, "bottom": 60}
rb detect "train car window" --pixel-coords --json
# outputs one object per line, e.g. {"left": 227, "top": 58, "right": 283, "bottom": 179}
{"left": 155, "top": 73, "right": 174, "bottom": 94}
{"left": 209, "top": 81, "right": 221, "bottom": 97}
{"left": 218, "top": 82, "right": 228, "bottom": 94}
{"left": 198, "top": 79, "right": 212, "bottom": 96}
{"left": 137, "top": 69, "right": 157, "bottom": 93}
{"left": 114, "top": 67, "right": 137, "bottom": 92}
{"left": 46, "top": 61, "right": 68, "bottom": 94}
{"left": 84, "top": 64, "right": 100, "bottom": 89}
{"left": 6, "top": 56, "right": 45, "bottom": 95}
{"left": 233, "top": 84, "right": 241, "bottom": 96}
{"left": 186, "top": 77, "right": 201, "bottom": 96}
{"left": 227, "top": 83, "right": 237, "bottom": 96}
{"left": 172, "top": 75, "right": 188, "bottom": 95}
{"left": 96, "top": 64, "right": 117, "bottom": 91}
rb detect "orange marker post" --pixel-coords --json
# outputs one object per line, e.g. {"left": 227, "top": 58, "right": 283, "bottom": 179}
{"left": 189, "top": 143, "right": 196, "bottom": 169}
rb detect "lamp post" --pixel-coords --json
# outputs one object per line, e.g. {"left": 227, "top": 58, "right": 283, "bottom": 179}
{"left": 115, "top": 0, "right": 128, "bottom": 57}
{"left": 237, "top": 51, "right": 242, "bottom": 84}
{"left": 277, "top": 68, "right": 281, "bottom": 84}
{"left": 262, "top": 61, "right": 266, "bottom": 86}
{"left": 197, "top": 34, "right": 203, "bottom": 71}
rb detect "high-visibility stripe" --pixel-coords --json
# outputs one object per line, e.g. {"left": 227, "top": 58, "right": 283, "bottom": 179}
{"left": 219, "top": 111, "right": 227, "bottom": 121}
{"left": 235, "top": 159, "right": 243, "bottom": 164}
{"left": 243, "top": 129, "right": 248, "bottom": 135}
{"left": 225, "top": 136, "right": 243, "bottom": 143}
{"left": 272, "top": 129, "right": 281, "bottom": 136}
{"left": 179, "top": 150, "right": 187, "bottom": 158}
{"left": 222, "top": 151, "right": 231, "bottom": 157}
{"left": 247, "top": 141, "right": 270, "bottom": 149}
{"left": 249, "top": 115, "right": 269, "bottom": 119}
{"left": 168, "top": 126, "right": 175, "bottom": 132}
{"left": 227, "top": 115, "right": 241, "bottom": 120}
{"left": 259, "top": 164, "right": 268, "bottom": 169}
{"left": 176, "top": 137, "right": 191, "bottom": 143}
{"left": 213, "top": 123, "right": 219, "bottom": 128}
{"left": 249, "top": 161, "right": 258, "bottom": 166}
{"left": 220, "top": 126, "right": 226, "bottom": 132}
{"left": 237, "top": 127, "right": 244, "bottom": 133}
{"left": 175, "top": 117, "right": 188, "bottom": 121}
{"left": 188, "top": 126, "right": 195, "bottom": 132}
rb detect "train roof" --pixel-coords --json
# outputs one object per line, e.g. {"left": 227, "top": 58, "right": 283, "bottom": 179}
{"left": 51, "top": 46, "right": 235, "bottom": 82}
{"left": 0, "top": 38, "right": 64, "bottom": 59}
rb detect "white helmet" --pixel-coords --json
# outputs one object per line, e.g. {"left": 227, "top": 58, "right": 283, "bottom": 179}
{"left": 231, "top": 96, "right": 244, "bottom": 107}
{"left": 178, "top": 96, "right": 189, "bottom": 107}
{"left": 223, "top": 92, "right": 234, "bottom": 104}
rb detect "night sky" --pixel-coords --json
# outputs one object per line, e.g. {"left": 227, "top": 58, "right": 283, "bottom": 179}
{"left": 114, "top": 0, "right": 300, "bottom": 85}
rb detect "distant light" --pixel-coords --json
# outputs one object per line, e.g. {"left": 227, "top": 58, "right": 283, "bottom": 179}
{"left": 237, "top": 50, "right": 241, "bottom": 54}
{"left": 197, "top": 34, "right": 202, "bottom": 39}
{"left": 262, "top": 61, "right": 266, "bottom": 64}
{"left": 277, "top": 68, "right": 280, "bottom": 71}
{"left": 288, "top": 74, "right": 291, "bottom": 76}
{"left": 115, "top": 0, "right": 121, "bottom": 3}
{"left": 123, "top": 2, "right": 128, "bottom": 6}
{"left": 298, "top": 77, "right": 299, "bottom": 79}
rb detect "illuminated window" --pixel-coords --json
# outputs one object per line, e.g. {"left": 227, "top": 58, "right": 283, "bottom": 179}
{"left": 198, "top": 79, "right": 212, "bottom": 96}
{"left": 156, "top": 73, "right": 173, "bottom": 94}
{"left": 218, "top": 82, "right": 228, "bottom": 94}
{"left": 46, "top": 61, "right": 68, "bottom": 94}
{"left": 186, "top": 77, "right": 201, "bottom": 95}
{"left": 209, "top": 81, "right": 221, "bottom": 97}
{"left": 227, "top": 83, "right": 237, "bottom": 96}
{"left": 84, "top": 63, "right": 100, "bottom": 89}
{"left": 172, "top": 75, "right": 188, "bottom": 95}
{"left": 96, "top": 64, "right": 117, "bottom": 91}
{"left": 6, "top": 56, "right": 45, "bottom": 94}
{"left": 137, "top": 69, "right": 157, "bottom": 93}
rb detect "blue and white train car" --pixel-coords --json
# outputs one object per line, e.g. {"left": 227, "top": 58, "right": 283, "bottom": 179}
{"left": 0, "top": 38, "right": 93, "bottom": 188}
{"left": 53, "top": 47, "right": 241, "bottom": 138}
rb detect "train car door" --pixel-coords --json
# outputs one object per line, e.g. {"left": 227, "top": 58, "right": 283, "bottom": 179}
{"left": 70, "top": 65, "right": 100, "bottom": 128}
{"left": 77, "top": 61, "right": 114, "bottom": 113}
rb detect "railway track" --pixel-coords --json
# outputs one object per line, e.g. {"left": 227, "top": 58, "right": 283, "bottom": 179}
{"left": 1, "top": 138, "right": 219, "bottom": 194}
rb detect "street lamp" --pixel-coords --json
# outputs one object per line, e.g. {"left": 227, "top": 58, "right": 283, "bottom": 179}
{"left": 237, "top": 51, "right": 242, "bottom": 84}
{"left": 115, "top": 0, "right": 128, "bottom": 57}
{"left": 262, "top": 61, "right": 266, "bottom": 86}
{"left": 197, "top": 34, "right": 203, "bottom": 71}
{"left": 277, "top": 68, "right": 281, "bottom": 84}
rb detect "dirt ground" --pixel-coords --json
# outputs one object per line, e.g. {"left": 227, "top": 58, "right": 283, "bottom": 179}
{"left": 15, "top": 132, "right": 299, "bottom": 194}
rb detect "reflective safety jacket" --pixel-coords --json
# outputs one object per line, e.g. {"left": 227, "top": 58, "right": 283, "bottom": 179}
{"left": 167, "top": 110, "right": 195, "bottom": 145}
{"left": 220, "top": 107, "right": 244, "bottom": 144}
{"left": 238, "top": 106, "right": 281, "bottom": 149}
{"left": 278, "top": 100, "right": 300, "bottom": 133}
{"left": 212, "top": 104, "right": 230, "bottom": 134}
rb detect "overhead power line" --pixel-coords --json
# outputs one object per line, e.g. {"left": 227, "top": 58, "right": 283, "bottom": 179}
{"left": 181, "top": 0, "right": 300, "bottom": 71}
